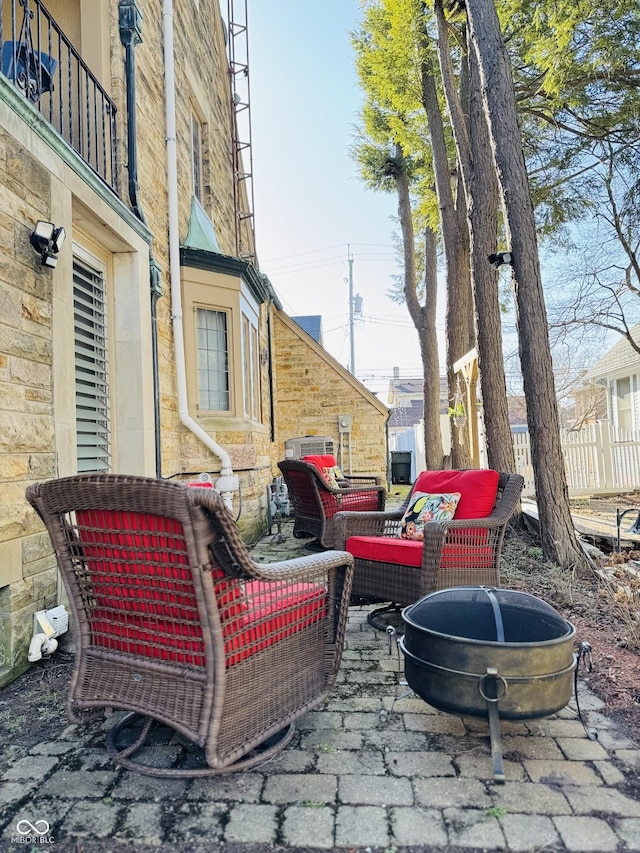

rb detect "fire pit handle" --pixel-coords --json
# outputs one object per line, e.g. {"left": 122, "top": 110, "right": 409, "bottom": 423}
{"left": 477, "top": 670, "right": 508, "bottom": 703}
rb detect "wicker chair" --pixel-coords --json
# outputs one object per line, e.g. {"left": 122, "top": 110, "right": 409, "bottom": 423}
{"left": 334, "top": 469, "right": 524, "bottom": 619}
{"left": 278, "top": 458, "right": 386, "bottom": 549}
{"left": 25, "top": 474, "right": 353, "bottom": 777}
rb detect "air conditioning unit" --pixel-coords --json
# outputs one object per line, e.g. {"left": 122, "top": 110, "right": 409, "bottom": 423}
{"left": 284, "top": 436, "right": 335, "bottom": 460}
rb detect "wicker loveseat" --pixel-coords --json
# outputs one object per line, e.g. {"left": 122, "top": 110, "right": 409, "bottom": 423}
{"left": 26, "top": 474, "right": 353, "bottom": 777}
{"left": 278, "top": 455, "right": 386, "bottom": 548}
{"left": 334, "top": 468, "right": 524, "bottom": 609}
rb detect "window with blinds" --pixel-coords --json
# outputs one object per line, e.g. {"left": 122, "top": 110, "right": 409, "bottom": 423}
{"left": 74, "top": 255, "right": 111, "bottom": 473}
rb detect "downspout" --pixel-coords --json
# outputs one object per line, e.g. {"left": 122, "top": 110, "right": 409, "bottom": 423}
{"left": 267, "top": 300, "right": 275, "bottom": 442}
{"left": 119, "top": 0, "right": 163, "bottom": 477}
{"left": 119, "top": 0, "right": 146, "bottom": 225}
{"left": 162, "top": 0, "right": 239, "bottom": 509}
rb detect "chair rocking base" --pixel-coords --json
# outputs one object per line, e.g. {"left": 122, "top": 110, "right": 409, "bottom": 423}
{"left": 367, "top": 602, "right": 406, "bottom": 634}
{"left": 105, "top": 712, "right": 296, "bottom": 778}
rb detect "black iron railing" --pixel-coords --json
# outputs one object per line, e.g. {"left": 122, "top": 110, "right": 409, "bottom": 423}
{"left": 0, "top": 0, "right": 118, "bottom": 192}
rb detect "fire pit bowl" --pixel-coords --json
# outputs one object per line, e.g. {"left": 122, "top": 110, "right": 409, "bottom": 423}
{"left": 399, "top": 586, "right": 577, "bottom": 782}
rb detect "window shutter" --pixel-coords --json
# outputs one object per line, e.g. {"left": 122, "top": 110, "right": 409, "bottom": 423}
{"left": 74, "top": 256, "right": 110, "bottom": 473}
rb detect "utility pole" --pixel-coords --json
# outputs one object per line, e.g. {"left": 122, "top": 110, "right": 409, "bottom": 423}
{"left": 348, "top": 245, "right": 355, "bottom": 374}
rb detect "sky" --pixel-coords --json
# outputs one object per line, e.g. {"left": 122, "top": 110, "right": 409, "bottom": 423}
{"left": 245, "top": 1, "right": 439, "bottom": 397}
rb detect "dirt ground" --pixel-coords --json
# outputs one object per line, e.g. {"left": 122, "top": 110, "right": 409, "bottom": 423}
{"left": 1, "top": 521, "right": 638, "bottom": 757}
{"left": 500, "top": 523, "right": 640, "bottom": 743}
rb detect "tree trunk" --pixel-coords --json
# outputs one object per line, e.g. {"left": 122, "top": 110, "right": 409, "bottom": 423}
{"left": 420, "top": 227, "right": 447, "bottom": 470}
{"left": 392, "top": 145, "right": 444, "bottom": 469}
{"left": 464, "top": 0, "right": 589, "bottom": 569}
{"left": 466, "top": 40, "right": 517, "bottom": 476}
{"left": 421, "top": 59, "right": 473, "bottom": 469}
{"left": 433, "top": 0, "right": 516, "bottom": 477}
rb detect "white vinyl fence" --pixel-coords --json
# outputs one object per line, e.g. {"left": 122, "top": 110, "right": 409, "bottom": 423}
{"left": 512, "top": 422, "right": 640, "bottom": 496}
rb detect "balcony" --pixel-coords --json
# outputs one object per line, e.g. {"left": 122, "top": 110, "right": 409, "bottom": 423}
{"left": 0, "top": 0, "right": 118, "bottom": 192}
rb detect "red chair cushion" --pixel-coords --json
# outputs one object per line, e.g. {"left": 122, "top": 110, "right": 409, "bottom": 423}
{"left": 302, "top": 454, "right": 338, "bottom": 473}
{"left": 345, "top": 470, "right": 500, "bottom": 570}
{"left": 346, "top": 535, "right": 494, "bottom": 569}
{"left": 346, "top": 536, "right": 423, "bottom": 567}
{"left": 319, "top": 490, "right": 381, "bottom": 519}
{"left": 76, "top": 510, "right": 327, "bottom": 669}
{"left": 223, "top": 580, "right": 327, "bottom": 667}
{"left": 413, "top": 469, "right": 499, "bottom": 519}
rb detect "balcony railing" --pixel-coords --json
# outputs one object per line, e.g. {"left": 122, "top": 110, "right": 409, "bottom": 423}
{"left": 0, "top": 0, "right": 118, "bottom": 192}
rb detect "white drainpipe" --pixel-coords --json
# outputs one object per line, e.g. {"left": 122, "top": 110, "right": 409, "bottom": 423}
{"left": 162, "top": 0, "right": 239, "bottom": 510}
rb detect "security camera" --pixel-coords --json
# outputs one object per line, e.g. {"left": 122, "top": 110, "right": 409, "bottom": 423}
{"left": 488, "top": 251, "right": 513, "bottom": 269}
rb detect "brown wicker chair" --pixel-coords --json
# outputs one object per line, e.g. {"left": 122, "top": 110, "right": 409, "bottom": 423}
{"left": 278, "top": 457, "right": 386, "bottom": 549}
{"left": 25, "top": 474, "right": 353, "bottom": 777}
{"left": 334, "top": 469, "right": 524, "bottom": 620}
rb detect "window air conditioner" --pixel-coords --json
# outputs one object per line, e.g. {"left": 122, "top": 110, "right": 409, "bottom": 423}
{"left": 284, "top": 436, "right": 335, "bottom": 460}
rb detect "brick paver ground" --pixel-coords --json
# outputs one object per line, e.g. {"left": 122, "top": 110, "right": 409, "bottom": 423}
{"left": 1, "top": 516, "right": 639, "bottom": 852}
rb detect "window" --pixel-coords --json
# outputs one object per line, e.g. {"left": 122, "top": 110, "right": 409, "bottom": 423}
{"left": 197, "top": 307, "right": 229, "bottom": 411}
{"left": 74, "top": 253, "right": 110, "bottom": 473}
{"left": 241, "top": 301, "right": 261, "bottom": 420}
{"left": 616, "top": 377, "right": 633, "bottom": 432}
{"left": 191, "top": 111, "right": 203, "bottom": 203}
{"left": 182, "top": 266, "right": 264, "bottom": 424}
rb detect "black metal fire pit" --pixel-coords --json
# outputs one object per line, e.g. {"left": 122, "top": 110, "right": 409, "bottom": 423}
{"left": 399, "top": 586, "right": 577, "bottom": 783}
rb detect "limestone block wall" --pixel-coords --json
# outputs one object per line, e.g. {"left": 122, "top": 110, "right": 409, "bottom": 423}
{"left": 0, "top": 0, "right": 334, "bottom": 687}
{"left": 0, "top": 128, "right": 61, "bottom": 686}
{"left": 272, "top": 312, "right": 389, "bottom": 483}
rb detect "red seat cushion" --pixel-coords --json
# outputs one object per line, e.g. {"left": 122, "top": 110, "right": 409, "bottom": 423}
{"left": 346, "top": 536, "right": 423, "bottom": 567}
{"left": 413, "top": 469, "right": 499, "bottom": 519}
{"left": 223, "top": 580, "right": 327, "bottom": 667}
{"left": 346, "top": 535, "right": 494, "bottom": 569}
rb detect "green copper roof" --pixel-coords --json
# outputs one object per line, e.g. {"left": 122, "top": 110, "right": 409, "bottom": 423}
{"left": 183, "top": 197, "right": 221, "bottom": 252}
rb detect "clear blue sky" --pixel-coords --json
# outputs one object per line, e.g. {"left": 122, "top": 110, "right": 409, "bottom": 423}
{"left": 246, "top": 0, "right": 435, "bottom": 393}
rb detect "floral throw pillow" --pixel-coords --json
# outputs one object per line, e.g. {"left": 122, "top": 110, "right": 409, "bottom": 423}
{"left": 398, "top": 492, "right": 461, "bottom": 540}
{"left": 322, "top": 466, "right": 340, "bottom": 488}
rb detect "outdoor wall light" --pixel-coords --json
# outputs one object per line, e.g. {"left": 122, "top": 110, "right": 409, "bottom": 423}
{"left": 30, "top": 220, "right": 66, "bottom": 268}
{"left": 488, "top": 251, "right": 513, "bottom": 269}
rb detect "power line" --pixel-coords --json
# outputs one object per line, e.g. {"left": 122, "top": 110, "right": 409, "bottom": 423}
{"left": 264, "top": 254, "right": 397, "bottom": 276}
{"left": 261, "top": 242, "right": 397, "bottom": 264}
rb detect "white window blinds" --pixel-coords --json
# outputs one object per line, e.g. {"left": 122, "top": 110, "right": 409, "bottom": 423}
{"left": 74, "top": 255, "right": 111, "bottom": 473}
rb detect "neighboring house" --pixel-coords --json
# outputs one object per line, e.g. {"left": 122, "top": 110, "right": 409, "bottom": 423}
{"left": 292, "top": 315, "right": 323, "bottom": 346}
{"left": 387, "top": 370, "right": 450, "bottom": 478}
{"left": 507, "top": 395, "right": 528, "bottom": 433}
{"left": 0, "top": 0, "right": 387, "bottom": 685}
{"left": 582, "top": 326, "right": 640, "bottom": 432}
{"left": 387, "top": 369, "right": 449, "bottom": 413}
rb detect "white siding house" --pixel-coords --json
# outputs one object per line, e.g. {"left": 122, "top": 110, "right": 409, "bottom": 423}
{"left": 583, "top": 324, "right": 640, "bottom": 433}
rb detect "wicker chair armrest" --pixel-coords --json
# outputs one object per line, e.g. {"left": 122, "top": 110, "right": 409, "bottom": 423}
{"left": 246, "top": 550, "right": 353, "bottom": 581}
{"left": 436, "top": 514, "right": 508, "bottom": 533}
{"left": 495, "top": 473, "right": 525, "bottom": 520}
{"left": 342, "top": 475, "right": 381, "bottom": 487}
{"left": 333, "top": 508, "right": 404, "bottom": 547}
{"left": 329, "top": 483, "right": 385, "bottom": 498}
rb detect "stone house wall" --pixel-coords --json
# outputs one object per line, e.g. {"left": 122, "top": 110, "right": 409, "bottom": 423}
{"left": 272, "top": 312, "right": 389, "bottom": 482}
{"left": 0, "top": 0, "right": 272, "bottom": 686}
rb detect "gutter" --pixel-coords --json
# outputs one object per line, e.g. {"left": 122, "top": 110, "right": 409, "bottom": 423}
{"left": 162, "top": 0, "right": 238, "bottom": 508}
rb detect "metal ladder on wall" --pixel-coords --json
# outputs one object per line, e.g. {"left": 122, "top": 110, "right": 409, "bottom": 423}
{"left": 226, "top": 0, "right": 256, "bottom": 263}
